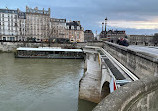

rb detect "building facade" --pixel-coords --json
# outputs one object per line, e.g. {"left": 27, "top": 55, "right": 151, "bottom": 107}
{"left": 0, "top": 8, "right": 19, "bottom": 41}
{"left": 129, "top": 35, "right": 154, "bottom": 45}
{"left": 99, "top": 30, "right": 126, "bottom": 42}
{"left": 50, "top": 18, "right": 66, "bottom": 39}
{"left": 66, "top": 21, "right": 84, "bottom": 42}
{"left": 18, "top": 10, "right": 26, "bottom": 41}
{"left": 25, "top": 6, "right": 51, "bottom": 41}
{"left": 0, "top": 7, "right": 85, "bottom": 42}
{"left": 84, "top": 30, "right": 94, "bottom": 42}
{"left": 106, "top": 30, "right": 126, "bottom": 42}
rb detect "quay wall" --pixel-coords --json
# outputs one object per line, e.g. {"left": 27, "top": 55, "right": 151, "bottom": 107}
{"left": 0, "top": 41, "right": 103, "bottom": 52}
{"left": 103, "top": 42, "right": 158, "bottom": 79}
{"left": 93, "top": 76, "right": 158, "bottom": 111}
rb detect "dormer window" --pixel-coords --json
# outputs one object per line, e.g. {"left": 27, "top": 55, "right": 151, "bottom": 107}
{"left": 77, "top": 26, "right": 80, "bottom": 30}
{"left": 71, "top": 26, "right": 74, "bottom": 30}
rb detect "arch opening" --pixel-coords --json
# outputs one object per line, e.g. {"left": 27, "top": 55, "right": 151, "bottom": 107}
{"left": 101, "top": 81, "right": 110, "bottom": 100}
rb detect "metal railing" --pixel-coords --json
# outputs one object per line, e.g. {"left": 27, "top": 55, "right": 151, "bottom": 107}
{"left": 101, "top": 48, "right": 139, "bottom": 81}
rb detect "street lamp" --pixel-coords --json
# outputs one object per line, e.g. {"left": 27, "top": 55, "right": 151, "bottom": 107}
{"left": 105, "top": 17, "right": 108, "bottom": 32}
{"left": 105, "top": 17, "right": 108, "bottom": 38}
{"left": 102, "top": 22, "right": 104, "bottom": 32}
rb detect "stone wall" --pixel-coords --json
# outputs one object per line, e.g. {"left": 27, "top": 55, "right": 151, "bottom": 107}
{"left": 0, "top": 41, "right": 104, "bottom": 52}
{"left": 103, "top": 42, "right": 158, "bottom": 79}
{"left": 93, "top": 76, "right": 158, "bottom": 111}
{"left": 79, "top": 52, "right": 102, "bottom": 103}
{"left": 0, "top": 42, "right": 47, "bottom": 52}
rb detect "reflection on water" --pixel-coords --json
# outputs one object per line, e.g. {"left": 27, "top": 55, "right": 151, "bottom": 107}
{"left": 78, "top": 99, "right": 97, "bottom": 111}
{"left": 0, "top": 53, "right": 96, "bottom": 111}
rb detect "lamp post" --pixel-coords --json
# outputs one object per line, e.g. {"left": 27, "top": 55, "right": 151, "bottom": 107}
{"left": 105, "top": 17, "right": 108, "bottom": 32}
{"left": 102, "top": 22, "right": 104, "bottom": 32}
{"left": 105, "top": 17, "right": 108, "bottom": 38}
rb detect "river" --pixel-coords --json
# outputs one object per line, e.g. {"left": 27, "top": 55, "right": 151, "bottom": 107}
{"left": 0, "top": 53, "right": 96, "bottom": 111}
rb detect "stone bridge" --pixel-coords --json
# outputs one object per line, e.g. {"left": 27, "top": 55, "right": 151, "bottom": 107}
{"left": 103, "top": 41, "right": 158, "bottom": 78}
{"left": 79, "top": 46, "right": 129, "bottom": 103}
{"left": 79, "top": 41, "right": 158, "bottom": 111}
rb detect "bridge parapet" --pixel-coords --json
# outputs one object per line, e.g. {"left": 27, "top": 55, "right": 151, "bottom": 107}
{"left": 103, "top": 42, "right": 158, "bottom": 79}
{"left": 93, "top": 76, "right": 158, "bottom": 111}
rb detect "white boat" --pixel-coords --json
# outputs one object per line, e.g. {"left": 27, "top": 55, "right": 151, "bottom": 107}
{"left": 15, "top": 47, "right": 84, "bottom": 59}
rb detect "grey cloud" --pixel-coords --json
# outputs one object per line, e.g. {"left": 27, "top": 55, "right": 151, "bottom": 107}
{"left": 1, "top": 0, "right": 158, "bottom": 34}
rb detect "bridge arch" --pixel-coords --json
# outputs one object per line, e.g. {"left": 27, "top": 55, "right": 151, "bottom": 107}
{"left": 93, "top": 76, "right": 158, "bottom": 111}
{"left": 101, "top": 81, "right": 110, "bottom": 100}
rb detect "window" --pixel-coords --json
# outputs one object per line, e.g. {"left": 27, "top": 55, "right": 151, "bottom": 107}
{"left": 71, "top": 26, "right": 74, "bottom": 30}
{"left": 3, "top": 37, "right": 6, "bottom": 40}
{"left": 77, "top": 26, "right": 80, "bottom": 30}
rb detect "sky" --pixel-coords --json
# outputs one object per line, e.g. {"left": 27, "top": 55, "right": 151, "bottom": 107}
{"left": 1, "top": 0, "right": 158, "bottom": 35}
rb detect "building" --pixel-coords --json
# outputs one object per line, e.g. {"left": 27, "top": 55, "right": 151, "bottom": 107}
{"left": 84, "top": 30, "right": 94, "bottom": 42}
{"left": 129, "top": 35, "right": 154, "bottom": 45}
{"left": 99, "top": 30, "right": 126, "bottom": 42}
{"left": 50, "top": 18, "right": 66, "bottom": 39}
{"left": 0, "top": 8, "right": 19, "bottom": 41}
{"left": 25, "top": 6, "right": 51, "bottom": 41}
{"left": 18, "top": 9, "right": 26, "bottom": 41}
{"left": 99, "top": 31, "right": 106, "bottom": 39}
{"left": 66, "top": 21, "right": 84, "bottom": 42}
{"left": 0, "top": 7, "right": 85, "bottom": 42}
{"left": 106, "top": 30, "right": 126, "bottom": 42}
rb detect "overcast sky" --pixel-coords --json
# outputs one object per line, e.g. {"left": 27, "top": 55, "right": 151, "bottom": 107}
{"left": 1, "top": 0, "right": 158, "bottom": 35}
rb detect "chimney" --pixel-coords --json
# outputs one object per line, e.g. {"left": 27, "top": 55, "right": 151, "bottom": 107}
{"left": 48, "top": 8, "right": 50, "bottom": 15}
{"left": 17, "top": 8, "right": 20, "bottom": 13}
{"left": 26, "top": 6, "right": 29, "bottom": 12}
{"left": 35, "top": 7, "right": 38, "bottom": 10}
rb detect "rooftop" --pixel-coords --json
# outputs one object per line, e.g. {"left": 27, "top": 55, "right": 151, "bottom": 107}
{"left": 0, "top": 9, "right": 18, "bottom": 14}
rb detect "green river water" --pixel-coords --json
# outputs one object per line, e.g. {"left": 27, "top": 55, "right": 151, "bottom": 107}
{"left": 0, "top": 53, "right": 96, "bottom": 111}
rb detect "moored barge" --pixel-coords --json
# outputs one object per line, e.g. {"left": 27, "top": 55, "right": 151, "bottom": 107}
{"left": 15, "top": 47, "right": 84, "bottom": 59}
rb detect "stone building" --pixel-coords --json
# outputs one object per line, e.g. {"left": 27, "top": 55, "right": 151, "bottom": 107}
{"left": 0, "top": 7, "right": 85, "bottom": 42}
{"left": 106, "top": 30, "right": 126, "bottom": 42}
{"left": 18, "top": 9, "right": 26, "bottom": 41}
{"left": 66, "top": 21, "right": 84, "bottom": 42}
{"left": 129, "top": 35, "right": 154, "bottom": 45}
{"left": 50, "top": 18, "right": 66, "bottom": 39}
{"left": 99, "top": 30, "right": 126, "bottom": 42}
{"left": 25, "top": 6, "right": 51, "bottom": 41}
{"left": 0, "top": 8, "right": 19, "bottom": 41}
{"left": 84, "top": 30, "right": 94, "bottom": 42}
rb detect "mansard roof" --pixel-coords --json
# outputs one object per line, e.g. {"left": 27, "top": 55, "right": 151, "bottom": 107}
{"left": 66, "top": 21, "right": 83, "bottom": 30}
{"left": 0, "top": 9, "right": 18, "bottom": 14}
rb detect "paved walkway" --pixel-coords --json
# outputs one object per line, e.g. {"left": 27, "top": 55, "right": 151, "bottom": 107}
{"left": 128, "top": 45, "right": 158, "bottom": 56}
{"left": 103, "top": 58, "right": 125, "bottom": 80}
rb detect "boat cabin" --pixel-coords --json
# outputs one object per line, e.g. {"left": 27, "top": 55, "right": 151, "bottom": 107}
{"left": 15, "top": 47, "right": 84, "bottom": 59}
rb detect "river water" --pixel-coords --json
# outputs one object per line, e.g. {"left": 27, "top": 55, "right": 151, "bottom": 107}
{"left": 0, "top": 53, "right": 96, "bottom": 111}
